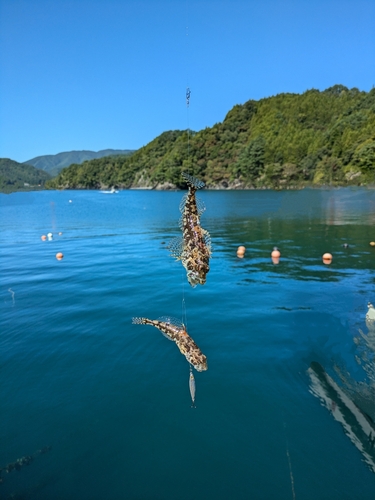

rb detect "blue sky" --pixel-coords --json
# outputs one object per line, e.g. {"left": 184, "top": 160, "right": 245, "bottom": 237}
{"left": 1, "top": 0, "right": 374, "bottom": 163}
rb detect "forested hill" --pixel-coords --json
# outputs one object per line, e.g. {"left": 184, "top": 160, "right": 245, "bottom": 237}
{"left": 0, "top": 159, "right": 51, "bottom": 193}
{"left": 47, "top": 85, "right": 375, "bottom": 190}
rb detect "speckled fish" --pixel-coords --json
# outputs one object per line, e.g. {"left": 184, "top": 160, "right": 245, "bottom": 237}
{"left": 132, "top": 316, "right": 208, "bottom": 372}
{"left": 169, "top": 172, "right": 211, "bottom": 287}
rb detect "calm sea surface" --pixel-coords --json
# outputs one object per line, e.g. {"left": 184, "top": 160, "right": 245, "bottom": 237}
{"left": 1, "top": 188, "right": 375, "bottom": 499}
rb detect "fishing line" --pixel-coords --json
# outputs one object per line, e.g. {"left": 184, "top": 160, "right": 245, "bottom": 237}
{"left": 186, "top": 86, "right": 191, "bottom": 170}
{"left": 185, "top": 0, "right": 191, "bottom": 175}
{"left": 283, "top": 419, "right": 296, "bottom": 500}
{"left": 181, "top": 0, "right": 191, "bottom": 330}
{"left": 181, "top": 270, "right": 188, "bottom": 330}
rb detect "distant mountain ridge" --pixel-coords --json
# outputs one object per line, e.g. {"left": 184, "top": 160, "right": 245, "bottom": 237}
{"left": 24, "top": 149, "right": 134, "bottom": 176}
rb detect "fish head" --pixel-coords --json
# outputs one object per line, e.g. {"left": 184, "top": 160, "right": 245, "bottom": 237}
{"left": 194, "top": 356, "right": 208, "bottom": 372}
{"left": 187, "top": 270, "right": 200, "bottom": 287}
{"left": 187, "top": 266, "right": 208, "bottom": 287}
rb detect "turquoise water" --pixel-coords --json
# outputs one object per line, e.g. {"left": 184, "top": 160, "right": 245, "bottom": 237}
{"left": 1, "top": 188, "right": 375, "bottom": 499}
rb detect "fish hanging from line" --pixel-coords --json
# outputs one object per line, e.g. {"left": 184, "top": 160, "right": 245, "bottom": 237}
{"left": 189, "top": 367, "right": 196, "bottom": 407}
{"left": 132, "top": 316, "right": 208, "bottom": 372}
{"left": 168, "top": 172, "right": 211, "bottom": 287}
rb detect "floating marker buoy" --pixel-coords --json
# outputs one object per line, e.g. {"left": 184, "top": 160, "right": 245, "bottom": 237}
{"left": 322, "top": 253, "right": 332, "bottom": 264}
{"left": 69, "top": 200, "right": 72, "bottom": 203}
{"left": 370, "top": 242, "right": 375, "bottom": 247}
{"left": 56, "top": 252, "right": 64, "bottom": 260}
{"left": 271, "top": 247, "right": 280, "bottom": 258}
{"left": 366, "top": 302, "right": 375, "bottom": 321}
{"left": 58, "top": 232, "right": 62, "bottom": 236}
{"left": 237, "top": 245, "right": 246, "bottom": 258}
{"left": 41, "top": 235, "right": 47, "bottom": 241}
{"left": 272, "top": 256, "right": 280, "bottom": 265}
{"left": 47, "top": 232, "right": 53, "bottom": 240}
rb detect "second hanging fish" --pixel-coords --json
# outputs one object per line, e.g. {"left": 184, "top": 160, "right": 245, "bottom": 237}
{"left": 132, "top": 316, "right": 208, "bottom": 372}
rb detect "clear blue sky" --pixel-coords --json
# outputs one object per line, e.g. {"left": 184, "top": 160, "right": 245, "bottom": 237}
{"left": 1, "top": 0, "right": 374, "bottom": 163}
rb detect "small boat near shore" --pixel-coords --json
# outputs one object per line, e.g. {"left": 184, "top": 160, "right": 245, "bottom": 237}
{"left": 100, "top": 187, "right": 118, "bottom": 194}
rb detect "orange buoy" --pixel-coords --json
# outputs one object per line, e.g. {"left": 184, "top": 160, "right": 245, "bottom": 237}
{"left": 56, "top": 252, "right": 64, "bottom": 260}
{"left": 271, "top": 247, "right": 280, "bottom": 258}
{"left": 322, "top": 252, "right": 332, "bottom": 264}
{"left": 237, "top": 245, "right": 246, "bottom": 257}
{"left": 41, "top": 235, "right": 47, "bottom": 241}
{"left": 370, "top": 242, "right": 375, "bottom": 247}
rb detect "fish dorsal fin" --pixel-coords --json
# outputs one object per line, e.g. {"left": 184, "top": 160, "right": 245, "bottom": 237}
{"left": 157, "top": 316, "right": 185, "bottom": 329}
{"left": 167, "top": 236, "right": 184, "bottom": 259}
{"left": 182, "top": 172, "right": 205, "bottom": 190}
{"left": 157, "top": 316, "right": 185, "bottom": 340}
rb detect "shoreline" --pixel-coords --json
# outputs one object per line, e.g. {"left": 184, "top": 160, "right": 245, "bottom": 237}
{"left": 2, "top": 184, "right": 374, "bottom": 195}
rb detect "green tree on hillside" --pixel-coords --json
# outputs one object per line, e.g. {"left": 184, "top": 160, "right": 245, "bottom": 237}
{"left": 232, "top": 135, "right": 266, "bottom": 184}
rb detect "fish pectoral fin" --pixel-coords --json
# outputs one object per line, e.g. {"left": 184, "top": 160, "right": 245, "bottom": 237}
{"left": 202, "top": 230, "right": 212, "bottom": 252}
{"left": 168, "top": 236, "right": 184, "bottom": 259}
{"left": 196, "top": 196, "right": 206, "bottom": 216}
{"left": 160, "top": 331, "right": 174, "bottom": 341}
{"left": 179, "top": 193, "right": 188, "bottom": 213}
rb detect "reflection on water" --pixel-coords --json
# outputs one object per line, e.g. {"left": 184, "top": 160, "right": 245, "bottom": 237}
{"left": 309, "top": 311, "right": 375, "bottom": 475}
{"left": 0, "top": 447, "right": 51, "bottom": 483}
{"left": 308, "top": 361, "right": 375, "bottom": 474}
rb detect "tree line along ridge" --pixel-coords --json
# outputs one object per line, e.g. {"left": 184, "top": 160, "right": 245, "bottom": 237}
{"left": 46, "top": 85, "right": 375, "bottom": 190}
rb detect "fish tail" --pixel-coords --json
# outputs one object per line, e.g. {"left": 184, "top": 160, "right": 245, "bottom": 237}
{"left": 182, "top": 172, "right": 205, "bottom": 190}
{"left": 132, "top": 317, "right": 148, "bottom": 325}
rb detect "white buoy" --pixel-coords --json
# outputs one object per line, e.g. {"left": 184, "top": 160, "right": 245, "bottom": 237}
{"left": 366, "top": 303, "right": 375, "bottom": 321}
{"left": 47, "top": 232, "right": 53, "bottom": 240}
